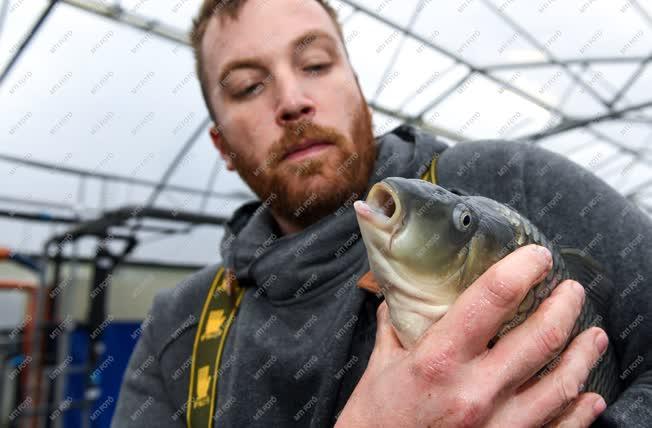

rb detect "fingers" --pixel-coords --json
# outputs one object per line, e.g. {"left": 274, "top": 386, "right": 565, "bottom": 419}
{"left": 373, "top": 300, "right": 403, "bottom": 355}
{"left": 483, "top": 279, "right": 584, "bottom": 391}
{"left": 514, "top": 326, "right": 609, "bottom": 427}
{"left": 421, "top": 244, "right": 552, "bottom": 360}
{"left": 544, "top": 393, "right": 607, "bottom": 428}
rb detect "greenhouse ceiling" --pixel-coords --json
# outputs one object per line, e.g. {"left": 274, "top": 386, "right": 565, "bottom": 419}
{"left": 0, "top": 0, "right": 650, "bottom": 265}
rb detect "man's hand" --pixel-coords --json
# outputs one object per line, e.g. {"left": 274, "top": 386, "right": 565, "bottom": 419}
{"left": 336, "top": 244, "right": 609, "bottom": 427}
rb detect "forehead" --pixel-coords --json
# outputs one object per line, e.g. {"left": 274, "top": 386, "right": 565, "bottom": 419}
{"left": 201, "top": 0, "right": 341, "bottom": 77}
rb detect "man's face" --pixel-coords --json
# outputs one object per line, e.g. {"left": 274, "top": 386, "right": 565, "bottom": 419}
{"left": 202, "top": 0, "right": 376, "bottom": 229}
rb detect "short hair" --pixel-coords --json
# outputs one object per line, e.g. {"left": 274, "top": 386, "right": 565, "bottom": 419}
{"left": 190, "top": 0, "right": 346, "bottom": 123}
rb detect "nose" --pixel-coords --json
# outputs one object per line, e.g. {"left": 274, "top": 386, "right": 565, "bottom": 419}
{"left": 274, "top": 75, "right": 316, "bottom": 127}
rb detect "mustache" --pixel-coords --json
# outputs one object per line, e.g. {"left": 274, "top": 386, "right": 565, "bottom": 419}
{"left": 267, "top": 120, "right": 346, "bottom": 166}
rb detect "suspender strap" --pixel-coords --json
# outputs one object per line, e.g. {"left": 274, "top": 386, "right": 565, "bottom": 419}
{"left": 420, "top": 151, "right": 439, "bottom": 184}
{"left": 187, "top": 267, "right": 244, "bottom": 428}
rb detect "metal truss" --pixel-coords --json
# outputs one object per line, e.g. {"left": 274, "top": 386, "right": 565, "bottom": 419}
{"left": 0, "top": 0, "right": 58, "bottom": 84}
{"left": 338, "top": 0, "right": 652, "bottom": 214}
{"left": 0, "top": 0, "right": 649, "bottom": 215}
{"left": 0, "top": 153, "right": 252, "bottom": 201}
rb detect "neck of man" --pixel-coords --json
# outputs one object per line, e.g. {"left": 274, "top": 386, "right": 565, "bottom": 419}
{"left": 272, "top": 212, "right": 305, "bottom": 236}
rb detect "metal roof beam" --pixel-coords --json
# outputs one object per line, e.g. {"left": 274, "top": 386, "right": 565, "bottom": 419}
{"left": 519, "top": 100, "right": 652, "bottom": 143}
{"left": 630, "top": 0, "right": 652, "bottom": 29}
{"left": 367, "top": 100, "right": 470, "bottom": 142}
{"left": 485, "top": 56, "right": 649, "bottom": 71}
{"left": 145, "top": 116, "right": 211, "bottom": 207}
{"left": 49, "top": 205, "right": 228, "bottom": 241}
{"left": 0, "top": 194, "right": 76, "bottom": 213}
{"left": 0, "top": 0, "right": 58, "bottom": 85}
{"left": 608, "top": 57, "right": 651, "bottom": 107}
{"left": 414, "top": 71, "right": 472, "bottom": 119}
{"left": 338, "top": 0, "right": 573, "bottom": 121}
{"left": 60, "top": 0, "right": 189, "bottom": 44}
{"left": 371, "top": 0, "right": 426, "bottom": 103}
{"left": 479, "top": 0, "right": 610, "bottom": 109}
{"left": 0, "top": 153, "right": 252, "bottom": 201}
{"left": 0, "top": 0, "right": 9, "bottom": 44}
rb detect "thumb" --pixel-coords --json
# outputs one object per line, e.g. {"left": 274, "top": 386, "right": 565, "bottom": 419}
{"left": 373, "top": 300, "right": 404, "bottom": 356}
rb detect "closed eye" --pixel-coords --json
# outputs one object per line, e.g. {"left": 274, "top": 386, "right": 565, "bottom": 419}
{"left": 305, "top": 63, "right": 331, "bottom": 74}
{"left": 235, "top": 83, "right": 264, "bottom": 98}
{"left": 234, "top": 64, "right": 330, "bottom": 99}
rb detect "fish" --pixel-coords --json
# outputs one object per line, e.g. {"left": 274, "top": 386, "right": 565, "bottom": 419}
{"left": 353, "top": 177, "right": 622, "bottom": 404}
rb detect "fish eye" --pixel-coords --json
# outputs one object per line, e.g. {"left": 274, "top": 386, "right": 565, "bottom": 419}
{"left": 453, "top": 205, "right": 472, "bottom": 231}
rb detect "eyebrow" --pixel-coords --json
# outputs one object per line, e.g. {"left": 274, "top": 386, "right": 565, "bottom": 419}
{"left": 217, "top": 29, "right": 338, "bottom": 88}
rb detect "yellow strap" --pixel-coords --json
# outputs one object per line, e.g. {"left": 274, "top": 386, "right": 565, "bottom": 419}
{"left": 420, "top": 152, "right": 439, "bottom": 184}
{"left": 187, "top": 267, "right": 244, "bottom": 428}
{"left": 186, "top": 154, "right": 439, "bottom": 426}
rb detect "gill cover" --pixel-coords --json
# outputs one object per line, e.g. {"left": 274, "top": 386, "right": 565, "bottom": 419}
{"left": 379, "top": 177, "right": 479, "bottom": 280}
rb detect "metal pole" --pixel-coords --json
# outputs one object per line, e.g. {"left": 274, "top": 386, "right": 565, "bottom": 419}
{"left": 0, "top": 0, "right": 58, "bottom": 86}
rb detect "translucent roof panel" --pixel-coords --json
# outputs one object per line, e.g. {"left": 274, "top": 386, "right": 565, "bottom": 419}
{"left": 0, "top": 0, "right": 50, "bottom": 70}
{"left": 486, "top": 0, "right": 652, "bottom": 60}
{"left": 119, "top": 0, "right": 203, "bottom": 32}
{"left": 424, "top": 73, "right": 558, "bottom": 140}
{"left": 0, "top": 0, "right": 650, "bottom": 265}
{"left": 412, "top": 0, "right": 552, "bottom": 66}
{"left": 0, "top": 160, "right": 82, "bottom": 211}
{"left": 581, "top": 63, "right": 644, "bottom": 102}
{"left": 491, "top": 66, "right": 610, "bottom": 118}
{"left": 348, "top": 0, "right": 422, "bottom": 28}
{"left": 2, "top": 3, "right": 208, "bottom": 182}
{"left": 370, "top": 36, "right": 459, "bottom": 110}
{"left": 614, "top": 64, "right": 652, "bottom": 109}
{"left": 345, "top": 11, "right": 406, "bottom": 98}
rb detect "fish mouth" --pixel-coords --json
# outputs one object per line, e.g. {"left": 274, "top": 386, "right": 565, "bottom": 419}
{"left": 354, "top": 182, "right": 401, "bottom": 231}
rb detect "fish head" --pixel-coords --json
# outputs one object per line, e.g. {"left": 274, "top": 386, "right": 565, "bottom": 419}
{"left": 354, "top": 177, "right": 479, "bottom": 298}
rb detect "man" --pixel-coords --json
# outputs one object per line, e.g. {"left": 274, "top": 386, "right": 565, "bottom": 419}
{"left": 112, "top": 0, "right": 652, "bottom": 426}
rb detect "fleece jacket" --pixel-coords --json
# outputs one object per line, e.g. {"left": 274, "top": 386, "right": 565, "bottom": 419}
{"left": 112, "top": 123, "right": 652, "bottom": 427}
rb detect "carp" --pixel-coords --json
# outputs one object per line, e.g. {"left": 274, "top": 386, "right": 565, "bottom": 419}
{"left": 354, "top": 177, "right": 622, "bottom": 404}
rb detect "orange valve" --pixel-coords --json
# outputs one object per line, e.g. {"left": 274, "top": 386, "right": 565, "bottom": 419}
{"left": 0, "top": 247, "right": 11, "bottom": 260}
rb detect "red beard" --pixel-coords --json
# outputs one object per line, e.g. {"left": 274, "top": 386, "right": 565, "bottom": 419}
{"left": 224, "top": 101, "right": 376, "bottom": 228}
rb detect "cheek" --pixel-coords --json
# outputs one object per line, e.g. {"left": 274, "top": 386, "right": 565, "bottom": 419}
{"left": 244, "top": 112, "right": 273, "bottom": 140}
{"left": 230, "top": 102, "right": 282, "bottom": 148}
{"left": 315, "top": 73, "right": 362, "bottom": 125}
{"left": 226, "top": 114, "right": 273, "bottom": 152}
{"left": 222, "top": 133, "right": 263, "bottom": 171}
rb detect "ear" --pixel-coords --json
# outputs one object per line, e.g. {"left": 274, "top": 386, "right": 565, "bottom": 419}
{"left": 209, "top": 125, "right": 236, "bottom": 171}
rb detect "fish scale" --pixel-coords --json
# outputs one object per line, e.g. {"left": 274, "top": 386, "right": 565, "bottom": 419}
{"left": 355, "top": 178, "right": 623, "bottom": 407}
{"left": 481, "top": 197, "right": 622, "bottom": 404}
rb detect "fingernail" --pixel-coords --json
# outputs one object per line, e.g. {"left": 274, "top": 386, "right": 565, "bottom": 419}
{"left": 571, "top": 281, "right": 585, "bottom": 304}
{"left": 593, "top": 396, "right": 606, "bottom": 415}
{"left": 595, "top": 330, "right": 608, "bottom": 354}
{"left": 533, "top": 245, "right": 551, "bottom": 264}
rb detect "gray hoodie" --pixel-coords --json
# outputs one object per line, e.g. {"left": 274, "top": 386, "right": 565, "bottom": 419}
{"left": 112, "top": 124, "right": 652, "bottom": 427}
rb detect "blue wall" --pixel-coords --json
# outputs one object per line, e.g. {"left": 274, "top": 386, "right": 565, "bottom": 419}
{"left": 62, "top": 322, "right": 140, "bottom": 428}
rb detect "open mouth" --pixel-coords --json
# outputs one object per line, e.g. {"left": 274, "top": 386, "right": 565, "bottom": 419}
{"left": 353, "top": 182, "right": 401, "bottom": 229}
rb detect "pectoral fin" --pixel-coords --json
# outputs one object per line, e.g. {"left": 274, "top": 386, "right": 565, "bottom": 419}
{"left": 560, "top": 248, "right": 614, "bottom": 317}
{"left": 357, "top": 270, "right": 382, "bottom": 294}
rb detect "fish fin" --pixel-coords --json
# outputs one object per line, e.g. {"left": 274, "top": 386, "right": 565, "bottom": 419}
{"left": 449, "top": 187, "right": 470, "bottom": 196}
{"left": 559, "top": 248, "right": 613, "bottom": 316}
{"left": 358, "top": 271, "right": 382, "bottom": 294}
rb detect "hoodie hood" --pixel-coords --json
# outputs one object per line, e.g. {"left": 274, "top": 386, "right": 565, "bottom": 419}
{"left": 219, "top": 124, "right": 446, "bottom": 303}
